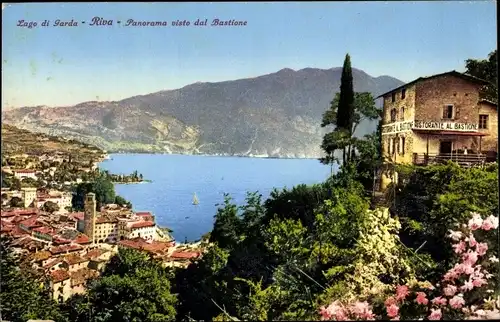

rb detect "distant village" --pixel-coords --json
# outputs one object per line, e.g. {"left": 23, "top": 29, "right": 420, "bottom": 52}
{"left": 1, "top": 148, "right": 205, "bottom": 303}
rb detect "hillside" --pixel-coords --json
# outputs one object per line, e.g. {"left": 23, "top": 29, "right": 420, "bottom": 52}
{"left": 1, "top": 123, "right": 104, "bottom": 162}
{"left": 2, "top": 67, "right": 404, "bottom": 158}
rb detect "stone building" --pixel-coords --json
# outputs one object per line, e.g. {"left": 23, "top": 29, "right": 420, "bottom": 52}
{"left": 83, "top": 193, "right": 97, "bottom": 245}
{"left": 378, "top": 70, "right": 497, "bottom": 190}
{"left": 21, "top": 187, "right": 37, "bottom": 208}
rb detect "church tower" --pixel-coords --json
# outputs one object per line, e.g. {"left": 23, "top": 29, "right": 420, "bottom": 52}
{"left": 84, "top": 193, "right": 97, "bottom": 244}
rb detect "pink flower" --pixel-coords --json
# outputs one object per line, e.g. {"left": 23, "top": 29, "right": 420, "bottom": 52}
{"left": 395, "top": 285, "right": 410, "bottom": 301}
{"left": 449, "top": 295, "right": 465, "bottom": 309}
{"left": 390, "top": 316, "right": 400, "bottom": 321}
{"left": 415, "top": 292, "right": 429, "bottom": 305}
{"left": 466, "top": 234, "right": 477, "bottom": 247}
{"left": 443, "top": 268, "right": 460, "bottom": 282}
{"left": 468, "top": 213, "right": 483, "bottom": 230}
{"left": 349, "top": 301, "right": 375, "bottom": 320}
{"left": 431, "top": 297, "right": 447, "bottom": 306}
{"left": 458, "top": 263, "right": 474, "bottom": 275}
{"left": 320, "top": 301, "right": 347, "bottom": 321}
{"left": 428, "top": 308, "right": 442, "bottom": 320}
{"left": 475, "top": 242, "right": 488, "bottom": 256}
{"left": 385, "top": 296, "right": 397, "bottom": 307}
{"left": 484, "top": 215, "right": 499, "bottom": 230}
{"left": 386, "top": 304, "right": 399, "bottom": 318}
{"left": 462, "top": 250, "right": 478, "bottom": 265}
{"left": 471, "top": 277, "right": 487, "bottom": 288}
{"left": 443, "top": 285, "right": 457, "bottom": 297}
{"left": 452, "top": 241, "right": 466, "bottom": 254}
{"left": 460, "top": 280, "right": 474, "bottom": 292}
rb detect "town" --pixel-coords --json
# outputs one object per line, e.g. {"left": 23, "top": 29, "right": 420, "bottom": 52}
{"left": 1, "top": 126, "right": 205, "bottom": 303}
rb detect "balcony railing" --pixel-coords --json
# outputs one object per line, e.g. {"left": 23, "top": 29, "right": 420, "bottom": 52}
{"left": 412, "top": 153, "right": 494, "bottom": 167}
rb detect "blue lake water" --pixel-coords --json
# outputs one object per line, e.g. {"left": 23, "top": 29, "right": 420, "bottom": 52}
{"left": 99, "top": 154, "right": 334, "bottom": 242}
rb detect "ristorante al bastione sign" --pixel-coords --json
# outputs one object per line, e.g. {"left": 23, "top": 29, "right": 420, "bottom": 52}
{"left": 382, "top": 120, "right": 479, "bottom": 135}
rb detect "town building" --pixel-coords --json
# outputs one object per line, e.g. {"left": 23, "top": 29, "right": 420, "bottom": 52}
{"left": 22, "top": 187, "right": 37, "bottom": 208}
{"left": 13, "top": 169, "right": 37, "bottom": 180}
{"left": 78, "top": 193, "right": 158, "bottom": 244}
{"left": 378, "top": 70, "right": 498, "bottom": 190}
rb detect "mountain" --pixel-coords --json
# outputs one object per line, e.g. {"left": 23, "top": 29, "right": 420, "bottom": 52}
{"left": 1, "top": 123, "right": 104, "bottom": 161}
{"left": 2, "top": 67, "right": 404, "bottom": 158}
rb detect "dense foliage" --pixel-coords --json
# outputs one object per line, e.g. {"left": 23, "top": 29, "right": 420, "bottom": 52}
{"left": 63, "top": 248, "right": 177, "bottom": 322}
{"left": 465, "top": 49, "right": 497, "bottom": 104}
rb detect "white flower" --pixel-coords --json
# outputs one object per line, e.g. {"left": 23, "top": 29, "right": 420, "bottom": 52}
{"left": 448, "top": 230, "right": 463, "bottom": 241}
{"left": 489, "top": 256, "right": 499, "bottom": 263}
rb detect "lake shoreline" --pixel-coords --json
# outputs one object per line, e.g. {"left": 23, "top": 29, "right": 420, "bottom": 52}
{"left": 104, "top": 151, "right": 321, "bottom": 160}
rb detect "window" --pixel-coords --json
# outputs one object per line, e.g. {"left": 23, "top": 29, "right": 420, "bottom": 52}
{"left": 390, "top": 108, "right": 397, "bottom": 122}
{"left": 401, "top": 88, "right": 406, "bottom": 99}
{"left": 391, "top": 92, "right": 396, "bottom": 102}
{"left": 400, "top": 107, "right": 405, "bottom": 121}
{"left": 400, "top": 137, "right": 406, "bottom": 155}
{"left": 479, "top": 115, "right": 489, "bottom": 129}
{"left": 442, "top": 104, "right": 454, "bottom": 119}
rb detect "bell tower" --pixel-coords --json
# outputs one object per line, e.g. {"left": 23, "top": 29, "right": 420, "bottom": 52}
{"left": 84, "top": 193, "right": 96, "bottom": 244}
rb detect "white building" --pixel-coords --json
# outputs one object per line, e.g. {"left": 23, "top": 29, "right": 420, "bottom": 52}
{"left": 13, "top": 169, "right": 37, "bottom": 180}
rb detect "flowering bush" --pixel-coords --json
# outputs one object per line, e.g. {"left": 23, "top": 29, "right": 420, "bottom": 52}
{"left": 319, "top": 211, "right": 499, "bottom": 320}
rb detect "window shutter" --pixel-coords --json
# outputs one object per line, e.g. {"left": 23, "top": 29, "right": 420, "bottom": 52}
{"left": 442, "top": 106, "right": 447, "bottom": 119}
{"left": 455, "top": 107, "right": 460, "bottom": 119}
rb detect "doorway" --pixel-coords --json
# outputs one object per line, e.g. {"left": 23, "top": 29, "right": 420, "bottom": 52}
{"left": 439, "top": 141, "right": 452, "bottom": 154}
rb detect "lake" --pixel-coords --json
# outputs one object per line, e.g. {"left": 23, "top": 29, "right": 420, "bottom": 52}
{"left": 99, "top": 154, "right": 335, "bottom": 242}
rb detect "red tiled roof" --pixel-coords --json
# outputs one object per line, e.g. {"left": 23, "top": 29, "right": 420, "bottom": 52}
{"left": 96, "top": 217, "right": 118, "bottom": 224}
{"left": 14, "top": 169, "right": 36, "bottom": 174}
{"left": 74, "top": 234, "right": 90, "bottom": 244}
{"left": 49, "top": 244, "right": 83, "bottom": 255}
{"left": 170, "top": 251, "right": 200, "bottom": 259}
{"left": 135, "top": 212, "right": 152, "bottom": 216}
{"left": 1, "top": 208, "right": 38, "bottom": 217}
{"left": 64, "top": 254, "right": 89, "bottom": 265}
{"left": 50, "top": 269, "right": 70, "bottom": 283}
{"left": 43, "top": 258, "right": 63, "bottom": 269}
{"left": 130, "top": 221, "right": 155, "bottom": 229}
{"left": 84, "top": 248, "right": 104, "bottom": 260}
{"left": 19, "top": 218, "right": 42, "bottom": 230}
{"left": 32, "top": 226, "right": 54, "bottom": 234}
{"left": 52, "top": 237, "right": 72, "bottom": 245}
{"left": 69, "top": 212, "right": 85, "bottom": 221}
{"left": 70, "top": 268, "right": 99, "bottom": 286}
{"left": 10, "top": 226, "right": 31, "bottom": 238}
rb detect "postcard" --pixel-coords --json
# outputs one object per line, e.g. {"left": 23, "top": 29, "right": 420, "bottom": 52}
{"left": 1, "top": 2, "right": 498, "bottom": 321}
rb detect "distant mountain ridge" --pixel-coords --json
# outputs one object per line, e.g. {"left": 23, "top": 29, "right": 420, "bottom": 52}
{"left": 2, "top": 67, "right": 404, "bottom": 158}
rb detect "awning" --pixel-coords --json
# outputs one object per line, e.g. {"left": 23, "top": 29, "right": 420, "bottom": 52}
{"left": 413, "top": 130, "right": 488, "bottom": 137}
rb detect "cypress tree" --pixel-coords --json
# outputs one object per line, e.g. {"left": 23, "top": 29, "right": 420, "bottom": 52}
{"left": 336, "top": 53, "right": 355, "bottom": 135}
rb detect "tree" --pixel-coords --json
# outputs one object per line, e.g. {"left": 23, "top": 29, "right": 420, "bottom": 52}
{"left": 465, "top": 49, "right": 497, "bottom": 104}
{"left": 42, "top": 200, "right": 60, "bottom": 214}
{"left": 66, "top": 248, "right": 177, "bottom": 322}
{"left": 321, "top": 61, "right": 380, "bottom": 168}
{"left": 72, "top": 171, "right": 116, "bottom": 210}
{"left": 9, "top": 196, "right": 24, "bottom": 208}
{"left": 0, "top": 236, "right": 68, "bottom": 322}
{"left": 210, "top": 194, "right": 242, "bottom": 250}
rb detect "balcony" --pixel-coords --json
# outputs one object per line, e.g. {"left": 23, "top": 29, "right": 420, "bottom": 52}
{"left": 412, "top": 152, "right": 495, "bottom": 167}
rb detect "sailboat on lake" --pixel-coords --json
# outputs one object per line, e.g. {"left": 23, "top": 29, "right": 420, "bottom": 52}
{"left": 192, "top": 193, "right": 199, "bottom": 206}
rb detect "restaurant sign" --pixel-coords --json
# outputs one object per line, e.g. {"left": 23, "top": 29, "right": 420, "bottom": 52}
{"left": 382, "top": 120, "right": 479, "bottom": 135}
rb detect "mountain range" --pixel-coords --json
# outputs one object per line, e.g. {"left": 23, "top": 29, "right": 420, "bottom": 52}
{"left": 2, "top": 67, "right": 404, "bottom": 158}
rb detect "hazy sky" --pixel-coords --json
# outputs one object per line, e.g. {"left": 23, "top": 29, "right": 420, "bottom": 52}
{"left": 2, "top": 1, "right": 497, "bottom": 108}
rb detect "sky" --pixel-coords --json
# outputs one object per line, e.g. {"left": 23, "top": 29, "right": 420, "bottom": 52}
{"left": 1, "top": 1, "right": 497, "bottom": 108}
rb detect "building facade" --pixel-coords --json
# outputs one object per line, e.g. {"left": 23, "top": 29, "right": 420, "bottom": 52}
{"left": 378, "top": 71, "right": 498, "bottom": 190}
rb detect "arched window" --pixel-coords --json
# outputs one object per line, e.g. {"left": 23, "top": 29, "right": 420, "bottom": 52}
{"left": 390, "top": 108, "right": 397, "bottom": 122}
